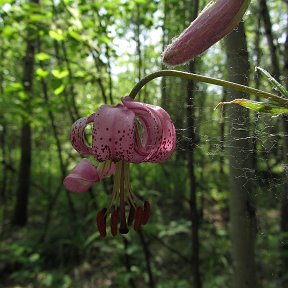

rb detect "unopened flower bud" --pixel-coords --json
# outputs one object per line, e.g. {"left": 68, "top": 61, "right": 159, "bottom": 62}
{"left": 162, "top": 0, "right": 251, "bottom": 66}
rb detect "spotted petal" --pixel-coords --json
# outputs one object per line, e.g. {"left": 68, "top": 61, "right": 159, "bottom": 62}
{"left": 146, "top": 104, "right": 176, "bottom": 162}
{"left": 122, "top": 97, "right": 176, "bottom": 163}
{"left": 92, "top": 104, "right": 136, "bottom": 162}
{"left": 122, "top": 96, "right": 163, "bottom": 163}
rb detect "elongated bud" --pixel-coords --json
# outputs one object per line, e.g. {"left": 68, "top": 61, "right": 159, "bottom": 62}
{"left": 162, "top": 0, "right": 251, "bottom": 66}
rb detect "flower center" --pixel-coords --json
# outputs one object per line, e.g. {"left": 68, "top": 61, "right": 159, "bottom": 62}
{"left": 96, "top": 160, "right": 151, "bottom": 237}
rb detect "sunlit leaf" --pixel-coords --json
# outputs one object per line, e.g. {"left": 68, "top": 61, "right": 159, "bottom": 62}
{"left": 18, "top": 91, "right": 28, "bottom": 100}
{"left": 256, "top": 66, "right": 288, "bottom": 98}
{"left": 5, "top": 82, "right": 23, "bottom": 93}
{"left": 49, "top": 30, "right": 64, "bottom": 41}
{"left": 54, "top": 84, "right": 65, "bottom": 95}
{"left": 36, "top": 68, "right": 48, "bottom": 78}
{"left": 68, "top": 30, "right": 82, "bottom": 42}
{"left": 35, "top": 53, "right": 50, "bottom": 61}
{"left": 52, "top": 69, "right": 69, "bottom": 79}
{"left": 216, "top": 99, "right": 288, "bottom": 115}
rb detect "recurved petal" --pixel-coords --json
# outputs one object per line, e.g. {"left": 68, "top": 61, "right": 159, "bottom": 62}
{"left": 146, "top": 104, "right": 176, "bottom": 162}
{"left": 71, "top": 114, "right": 95, "bottom": 155}
{"left": 92, "top": 104, "right": 136, "bottom": 162}
{"left": 63, "top": 159, "right": 100, "bottom": 193}
{"left": 121, "top": 96, "right": 163, "bottom": 163}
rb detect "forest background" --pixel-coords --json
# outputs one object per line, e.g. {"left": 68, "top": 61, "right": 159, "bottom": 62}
{"left": 1, "top": 0, "right": 288, "bottom": 287}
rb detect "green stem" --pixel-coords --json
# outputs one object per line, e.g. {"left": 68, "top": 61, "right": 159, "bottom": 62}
{"left": 128, "top": 70, "right": 288, "bottom": 107}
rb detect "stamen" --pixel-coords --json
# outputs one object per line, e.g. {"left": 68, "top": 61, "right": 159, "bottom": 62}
{"left": 127, "top": 206, "right": 136, "bottom": 226}
{"left": 96, "top": 208, "right": 107, "bottom": 237}
{"left": 110, "top": 207, "right": 119, "bottom": 236}
{"left": 142, "top": 201, "right": 151, "bottom": 225}
{"left": 134, "top": 206, "right": 144, "bottom": 231}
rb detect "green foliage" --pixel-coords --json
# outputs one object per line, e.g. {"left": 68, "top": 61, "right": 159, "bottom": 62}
{"left": 0, "top": 1, "right": 287, "bottom": 287}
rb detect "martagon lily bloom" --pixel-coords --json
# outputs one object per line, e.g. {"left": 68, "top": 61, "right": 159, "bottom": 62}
{"left": 64, "top": 96, "right": 176, "bottom": 237}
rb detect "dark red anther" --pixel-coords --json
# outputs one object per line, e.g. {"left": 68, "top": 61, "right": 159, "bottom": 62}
{"left": 134, "top": 206, "right": 143, "bottom": 231}
{"left": 127, "top": 206, "right": 136, "bottom": 226}
{"left": 110, "top": 208, "right": 119, "bottom": 237}
{"left": 119, "top": 205, "right": 129, "bottom": 234}
{"left": 119, "top": 226, "right": 129, "bottom": 234}
{"left": 96, "top": 208, "right": 107, "bottom": 237}
{"left": 142, "top": 201, "right": 151, "bottom": 225}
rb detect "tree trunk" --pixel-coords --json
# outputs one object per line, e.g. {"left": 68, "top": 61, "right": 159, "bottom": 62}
{"left": 280, "top": 2, "right": 288, "bottom": 284}
{"left": 139, "top": 231, "right": 155, "bottom": 288}
{"left": 260, "top": 1, "right": 288, "bottom": 283}
{"left": 259, "top": 0, "right": 280, "bottom": 79}
{"left": 186, "top": 0, "right": 201, "bottom": 287}
{"left": 12, "top": 0, "right": 39, "bottom": 226}
{"left": 225, "top": 22, "right": 257, "bottom": 288}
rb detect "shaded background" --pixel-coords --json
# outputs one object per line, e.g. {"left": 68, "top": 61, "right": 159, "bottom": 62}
{"left": 1, "top": 0, "right": 288, "bottom": 287}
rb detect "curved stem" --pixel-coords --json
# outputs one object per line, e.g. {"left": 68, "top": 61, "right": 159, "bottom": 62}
{"left": 128, "top": 70, "right": 288, "bottom": 107}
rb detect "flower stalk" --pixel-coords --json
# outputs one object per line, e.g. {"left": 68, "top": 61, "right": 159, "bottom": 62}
{"left": 128, "top": 70, "right": 288, "bottom": 107}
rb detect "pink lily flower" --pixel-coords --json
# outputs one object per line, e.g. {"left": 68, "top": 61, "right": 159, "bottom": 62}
{"left": 162, "top": 0, "right": 251, "bottom": 65}
{"left": 64, "top": 96, "right": 176, "bottom": 236}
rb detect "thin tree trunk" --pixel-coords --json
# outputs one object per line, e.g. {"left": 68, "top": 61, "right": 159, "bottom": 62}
{"left": 259, "top": 0, "right": 280, "bottom": 79}
{"left": 139, "top": 231, "right": 155, "bottom": 288}
{"left": 186, "top": 0, "right": 201, "bottom": 286}
{"left": 0, "top": 58, "right": 7, "bottom": 204}
{"left": 225, "top": 22, "right": 257, "bottom": 288}
{"left": 251, "top": 8, "right": 262, "bottom": 172}
{"left": 280, "top": 2, "right": 288, "bottom": 285}
{"left": 0, "top": 119, "right": 7, "bottom": 204}
{"left": 123, "top": 238, "right": 136, "bottom": 288}
{"left": 219, "top": 88, "right": 227, "bottom": 175}
{"left": 12, "top": 0, "right": 39, "bottom": 226}
{"left": 260, "top": 1, "right": 288, "bottom": 283}
{"left": 37, "top": 37, "right": 78, "bottom": 241}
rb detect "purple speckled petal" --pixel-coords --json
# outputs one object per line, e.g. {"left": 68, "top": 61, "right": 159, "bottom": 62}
{"left": 122, "top": 96, "right": 163, "bottom": 163}
{"left": 92, "top": 104, "right": 136, "bottom": 162}
{"left": 63, "top": 159, "right": 100, "bottom": 193}
{"left": 146, "top": 104, "right": 176, "bottom": 162}
{"left": 70, "top": 114, "right": 95, "bottom": 155}
{"left": 122, "top": 96, "right": 176, "bottom": 163}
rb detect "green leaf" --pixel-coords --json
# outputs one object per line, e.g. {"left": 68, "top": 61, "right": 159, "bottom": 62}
{"left": 68, "top": 30, "right": 82, "bottom": 42}
{"left": 5, "top": 82, "right": 23, "bottom": 93}
{"left": 36, "top": 53, "right": 50, "bottom": 61}
{"left": 18, "top": 91, "right": 28, "bottom": 100}
{"left": 49, "top": 30, "right": 64, "bottom": 41}
{"left": 217, "top": 99, "right": 288, "bottom": 115}
{"left": 29, "top": 253, "right": 40, "bottom": 263}
{"left": 52, "top": 69, "right": 69, "bottom": 79}
{"left": 36, "top": 68, "right": 48, "bottom": 78}
{"left": 54, "top": 84, "right": 65, "bottom": 95}
{"left": 256, "top": 66, "right": 288, "bottom": 98}
{"left": 84, "top": 232, "right": 99, "bottom": 247}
